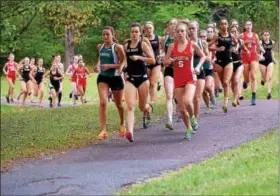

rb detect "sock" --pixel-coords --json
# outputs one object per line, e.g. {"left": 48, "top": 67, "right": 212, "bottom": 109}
{"left": 58, "top": 92, "right": 62, "bottom": 103}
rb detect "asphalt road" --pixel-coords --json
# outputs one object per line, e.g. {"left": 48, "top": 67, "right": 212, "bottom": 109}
{"left": 1, "top": 100, "right": 278, "bottom": 195}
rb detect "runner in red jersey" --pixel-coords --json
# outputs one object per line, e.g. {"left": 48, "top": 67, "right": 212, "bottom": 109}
{"left": 66, "top": 55, "right": 79, "bottom": 105}
{"left": 239, "top": 20, "right": 264, "bottom": 105}
{"left": 2, "top": 53, "right": 18, "bottom": 103}
{"left": 74, "top": 59, "right": 91, "bottom": 104}
{"left": 164, "top": 22, "right": 205, "bottom": 140}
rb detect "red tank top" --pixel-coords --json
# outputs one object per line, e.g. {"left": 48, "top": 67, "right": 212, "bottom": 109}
{"left": 76, "top": 67, "right": 87, "bottom": 80}
{"left": 172, "top": 40, "right": 195, "bottom": 87}
{"left": 242, "top": 32, "right": 258, "bottom": 55}
{"left": 71, "top": 64, "right": 77, "bottom": 80}
{"left": 6, "top": 62, "right": 17, "bottom": 76}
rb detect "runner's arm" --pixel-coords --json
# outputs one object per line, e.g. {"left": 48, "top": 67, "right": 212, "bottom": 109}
{"left": 2, "top": 63, "right": 8, "bottom": 75}
{"left": 192, "top": 41, "right": 206, "bottom": 70}
{"left": 163, "top": 43, "right": 174, "bottom": 67}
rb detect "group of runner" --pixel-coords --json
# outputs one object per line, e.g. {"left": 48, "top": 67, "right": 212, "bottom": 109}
{"left": 3, "top": 18, "right": 275, "bottom": 142}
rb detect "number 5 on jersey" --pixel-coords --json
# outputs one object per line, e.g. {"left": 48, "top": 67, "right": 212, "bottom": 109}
{"left": 178, "top": 60, "right": 184, "bottom": 68}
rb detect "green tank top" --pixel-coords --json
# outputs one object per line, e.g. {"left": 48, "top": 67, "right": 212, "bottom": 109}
{"left": 164, "top": 35, "right": 175, "bottom": 53}
{"left": 99, "top": 43, "right": 119, "bottom": 76}
{"left": 164, "top": 35, "right": 175, "bottom": 67}
{"left": 193, "top": 39, "right": 204, "bottom": 70}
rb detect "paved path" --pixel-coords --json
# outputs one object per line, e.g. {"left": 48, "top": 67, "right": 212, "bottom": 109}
{"left": 1, "top": 100, "right": 278, "bottom": 195}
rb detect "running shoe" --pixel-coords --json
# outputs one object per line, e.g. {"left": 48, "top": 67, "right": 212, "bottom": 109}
{"left": 84, "top": 98, "right": 87, "bottom": 103}
{"left": 190, "top": 116, "right": 198, "bottom": 130}
{"left": 222, "top": 105, "right": 228, "bottom": 113}
{"left": 176, "top": 114, "right": 182, "bottom": 122}
{"left": 214, "top": 89, "right": 219, "bottom": 98}
{"left": 210, "top": 95, "right": 216, "bottom": 107}
{"left": 57, "top": 103, "right": 62, "bottom": 107}
{"left": 243, "top": 82, "right": 248, "bottom": 89}
{"left": 205, "top": 107, "right": 211, "bottom": 114}
{"left": 232, "top": 101, "right": 237, "bottom": 107}
{"left": 261, "top": 80, "right": 265, "bottom": 86}
{"left": 267, "top": 93, "right": 272, "bottom": 100}
{"left": 165, "top": 120, "right": 174, "bottom": 130}
{"left": 126, "top": 131, "right": 134, "bottom": 142}
{"left": 119, "top": 125, "right": 126, "bottom": 137}
{"left": 49, "top": 103, "right": 53, "bottom": 108}
{"left": 184, "top": 128, "right": 193, "bottom": 140}
{"left": 251, "top": 97, "right": 256, "bottom": 105}
{"left": 69, "top": 92, "right": 72, "bottom": 99}
{"left": 5, "top": 96, "right": 10, "bottom": 103}
{"left": 239, "top": 96, "right": 244, "bottom": 100}
{"left": 143, "top": 116, "right": 148, "bottom": 129}
{"left": 75, "top": 95, "right": 78, "bottom": 100}
{"left": 218, "top": 88, "right": 223, "bottom": 93}
{"left": 10, "top": 98, "right": 14, "bottom": 103}
{"left": 97, "top": 131, "right": 108, "bottom": 140}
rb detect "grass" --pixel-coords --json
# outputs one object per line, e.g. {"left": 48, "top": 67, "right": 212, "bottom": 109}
{"left": 118, "top": 129, "right": 278, "bottom": 195}
{"left": 1, "top": 100, "right": 166, "bottom": 170}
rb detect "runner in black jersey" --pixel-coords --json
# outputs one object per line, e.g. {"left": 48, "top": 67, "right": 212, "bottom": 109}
{"left": 29, "top": 58, "right": 46, "bottom": 105}
{"left": 17, "top": 57, "right": 32, "bottom": 105}
{"left": 200, "top": 29, "right": 216, "bottom": 113}
{"left": 230, "top": 26, "right": 244, "bottom": 107}
{"left": 143, "top": 21, "right": 163, "bottom": 104}
{"left": 161, "top": 18, "right": 178, "bottom": 130}
{"left": 259, "top": 29, "right": 275, "bottom": 99}
{"left": 44, "top": 63, "right": 64, "bottom": 108}
{"left": 209, "top": 18, "right": 238, "bottom": 113}
{"left": 124, "top": 22, "right": 155, "bottom": 142}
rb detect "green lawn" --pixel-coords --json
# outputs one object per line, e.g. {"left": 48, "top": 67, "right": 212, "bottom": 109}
{"left": 118, "top": 129, "right": 278, "bottom": 195}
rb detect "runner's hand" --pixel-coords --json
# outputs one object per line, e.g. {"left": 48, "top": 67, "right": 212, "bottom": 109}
{"left": 94, "top": 66, "right": 100, "bottom": 73}
{"left": 217, "top": 46, "right": 225, "bottom": 52}
{"left": 100, "top": 64, "right": 110, "bottom": 71}
{"left": 129, "top": 55, "right": 141, "bottom": 61}
{"left": 194, "top": 67, "right": 200, "bottom": 75}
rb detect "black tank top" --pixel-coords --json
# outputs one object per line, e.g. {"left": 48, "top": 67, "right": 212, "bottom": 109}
{"left": 50, "top": 69, "right": 61, "bottom": 84}
{"left": 126, "top": 40, "right": 147, "bottom": 76}
{"left": 35, "top": 67, "right": 45, "bottom": 81}
{"left": 21, "top": 65, "right": 31, "bottom": 80}
{"left": 216, "top": 33, "right": 232, "bottom": 59}
{"left": 261, "top": 40, "right": 273, "bottom": 62}
{"left": 149, "top": 35, "right": 160, "bottom": 57}
{"left": 232, "top": 39, "right": 242, "bottom": 61}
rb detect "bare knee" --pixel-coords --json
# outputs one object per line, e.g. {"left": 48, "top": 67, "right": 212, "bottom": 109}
{"left": 115, "top": 102, "right": 124, "bottom": 110}
{"left": 127, "top": 102, "right": 135, "bottom": 111}
{"left": 223, "top": 80, "right": 230, "bottom": 88}
{"left": 100, "top": 100, "right": 107, "bottom": 108}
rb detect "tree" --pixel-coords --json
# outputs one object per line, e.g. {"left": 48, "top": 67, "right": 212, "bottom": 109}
{"left": 43, "top": 1, "right": 104, "bottom": 68}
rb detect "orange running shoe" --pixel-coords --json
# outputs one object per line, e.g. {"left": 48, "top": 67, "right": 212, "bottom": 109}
{"left": 97, "top": 131, "right": 108, "bottom": 140}
{"left": 119, "top": 125, "right": 126, "bottom": 137}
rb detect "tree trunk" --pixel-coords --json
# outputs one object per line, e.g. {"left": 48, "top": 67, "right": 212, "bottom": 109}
{"left": 64, "top": 27, "right": 75, "bottom": 70}
{"left": 64, "top": 0, "right": 76, "bottom": 70}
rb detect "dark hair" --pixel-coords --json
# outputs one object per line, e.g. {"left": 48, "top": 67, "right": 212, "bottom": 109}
{"left": 130, "top": 22, "right": 142, "bottom": 32}
{"left": 78, "top": 59, "right": 83, "bottom": 64}
{"left": 261, "top": 29, "right": 270, "bottom": 35}
{"left": 219, "top": 18, "right": 228, "bottom": 25}
{"left": 103, "top": 26, "right": 119, "bottom": 43}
